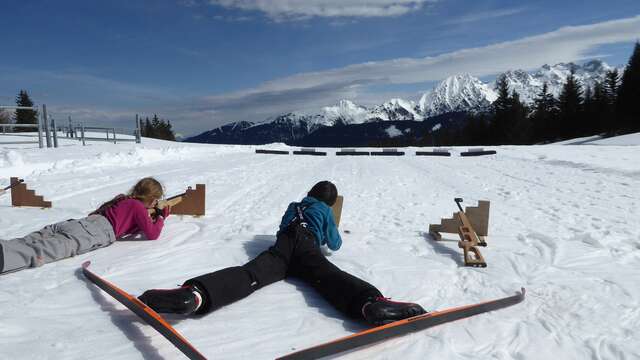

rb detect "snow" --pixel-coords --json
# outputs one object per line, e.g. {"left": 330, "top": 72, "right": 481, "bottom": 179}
{"left": 588, "top": 132, "right": 640, "bottom": 145}
{"left": 1, "top": 133, "right": 640, "bottom": 360}
{"left": 384, "top": 125, "right": 403, "bottom": 138}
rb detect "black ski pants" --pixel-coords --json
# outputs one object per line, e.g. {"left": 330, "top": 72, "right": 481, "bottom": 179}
{"left": 184, "top": 223, "right": 382, "bottom": 318}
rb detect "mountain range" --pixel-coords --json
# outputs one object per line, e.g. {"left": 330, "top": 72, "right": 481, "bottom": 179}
{"left": 184, "top": 60, "right": 617, "bottom": 146}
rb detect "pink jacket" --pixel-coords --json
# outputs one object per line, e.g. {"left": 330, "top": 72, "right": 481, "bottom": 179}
{"left": 103, "top": 198, "right": 169, "bottom": 240}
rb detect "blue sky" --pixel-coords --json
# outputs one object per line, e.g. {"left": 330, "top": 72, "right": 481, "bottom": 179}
{"left": 1, "top": 0, "right": 639, "bottom": 136}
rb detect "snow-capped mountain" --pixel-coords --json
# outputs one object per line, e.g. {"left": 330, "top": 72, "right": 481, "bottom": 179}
{"left": 370, "top": 98, "right": 423, "bottom": 121}
{"left": 496, "top": 60, "right": 614, "bottom": 104}
{"left": 320, "top": 98, "right": 423, "bottom": 124}
{"left": 185, "top": 60, "right": 619, "bottom": 146}
{"left": 320, "top": 100, "right": 371, "bottom": 125}
{"left": 418, "top": 74, "right": 497, "bottom": 117}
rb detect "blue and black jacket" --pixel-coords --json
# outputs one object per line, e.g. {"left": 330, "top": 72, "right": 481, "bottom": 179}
{"left": 278, "top": 196, "right": 342, "bottom": 251}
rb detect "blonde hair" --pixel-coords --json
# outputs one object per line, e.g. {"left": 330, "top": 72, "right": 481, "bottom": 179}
{"left": 128, "top": 177, "right": 164, "bottom": 205}
{"left": 91, "top": 177, "right": 164, "bottom": 215}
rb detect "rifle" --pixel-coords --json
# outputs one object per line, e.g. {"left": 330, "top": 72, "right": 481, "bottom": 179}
{"left": 148, "top": 192, "right": 185, "bottom": 217}
{"left": 0, "top": 178, "right": 24, "bottom": 197}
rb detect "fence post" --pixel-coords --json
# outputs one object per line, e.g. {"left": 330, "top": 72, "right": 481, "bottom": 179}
{"left": 113, "top": 128, "right": 117, "bottom": 144}
{"left": 81, "top": 123, "right": 86, "bottom": 146}
{"left": 37, "top": 108, "right": 44, "bottom": 148}
{"left": 135, "top": 114, "right": 141, "bottom": 143}
{"left": 43, "top": 104, "right": 51, "bottom": 148}
{"left": 68, "top": 116, "right": 73, "bottom": 138}
{"left": 52, "top": 118, "right": 58, "bottom": 148}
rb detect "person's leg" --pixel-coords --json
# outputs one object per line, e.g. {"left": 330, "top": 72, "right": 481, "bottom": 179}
{"left": 1, "top": 216, "right": 114, "bottom": 274}
{"left": 289, "top": 226, "right": 426, "bottom": 325}
{"left": 141, "top": 227, "right": 301, "bottom": 315}
{"left": 1, "top": 223, "right": 59, "bottom": 273}
{"left": 287, "top": 226, "right": 382, "bottom": 318}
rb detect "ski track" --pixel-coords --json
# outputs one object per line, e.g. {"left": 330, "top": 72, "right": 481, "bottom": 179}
{"left": 1, "top": 138, "right": 639, "bottom": 359}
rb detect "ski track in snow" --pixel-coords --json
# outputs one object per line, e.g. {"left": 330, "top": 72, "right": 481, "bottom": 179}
{"left": 1, "top": 137, "right": 639, "bottom": 359}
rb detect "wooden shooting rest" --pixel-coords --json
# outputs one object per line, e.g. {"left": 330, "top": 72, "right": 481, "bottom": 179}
{"left": 10, "top": 177, "right": 52, "bottom": 208}
{"left": 169, "top": 184, "right": 206, "bottom": 216}
{"left": 331, "top": 195, "right": 344, "bottom": 227}
{"left": 429, "top": 200, "right": 490, "bottom": 267}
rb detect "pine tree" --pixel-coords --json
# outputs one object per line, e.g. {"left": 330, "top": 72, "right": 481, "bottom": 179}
{"left": 508, "top": 90, "right": 531, "bottom": 144}
{"left": 492, "top": 75, "right": 511, "bottom": 114}
{"left": 490, "top": 75, "right": 512, "bottom": 144}
{"left": 531, "top": 83, "right": 558, "bottom": 142}
{"left": 617, "top": 42, "right": 640, "bottom": 132}
{"left": 144, "top": 117, "right": 154, "bottom": 138}
{"left": 151, "top": 114, "right": 161, "bottom": 133}
{"left": 164, "top": 120, "right": 176, "bottom": 141}
{"left": 604, "top": 69, "right": 620, "bottom": 106}
{"left": 582, "top": 82, "right": 609, "bottom": 135}
{"left": 14, "top": 90, "right": 39, "bottom": 133}
{"left": 600, "top": 69, "right": 620, "bottom": 134}
{"left": 558, "top": 69, "right": 583, "bottom": 138}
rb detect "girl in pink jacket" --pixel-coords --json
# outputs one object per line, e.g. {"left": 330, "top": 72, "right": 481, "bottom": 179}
{"left": 0, "top": 177, "right": 169, "bottom": 275}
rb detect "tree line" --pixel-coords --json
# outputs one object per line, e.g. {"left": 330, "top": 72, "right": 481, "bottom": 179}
{"left": 1, "top": 90, "right": 176, "bottom": 141}
{"left": 140, "top": 114, "right": 176, "bottom": 141}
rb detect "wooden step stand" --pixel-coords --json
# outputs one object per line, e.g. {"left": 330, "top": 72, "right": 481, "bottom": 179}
{"left": 429, "top": 199, "right": 490, "bottom": 267}
{"left": 10, "top": 177, "right": 52, "bottom": 208}
{"left": 152, "top": 184, "right": 206, "bottom": 217}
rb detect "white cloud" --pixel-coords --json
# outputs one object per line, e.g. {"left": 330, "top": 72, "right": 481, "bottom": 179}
{"left": 447, "top": 7, "right": 528, "bottom": 25}
{"left": 207, "top": 0, "right": 433, "bottom": 20}
{"left": 188, "top": 14, "right": 640, "bottom": 129}
{"left": 230, "top": 15, "right": 640, "bottom": 92}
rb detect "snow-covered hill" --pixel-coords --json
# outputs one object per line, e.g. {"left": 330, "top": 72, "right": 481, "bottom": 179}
{"left": 1, "top": 135, "right": 639, "bottom": 359}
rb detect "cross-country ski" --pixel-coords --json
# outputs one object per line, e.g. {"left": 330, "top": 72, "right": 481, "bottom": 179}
{"left": 81, "top": 261, "right": 207, "bottom": 360}
{"left": 278, "top": 288, "right": 525, "bottom": 360}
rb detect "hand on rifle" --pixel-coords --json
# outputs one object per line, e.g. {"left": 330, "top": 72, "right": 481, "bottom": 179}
{"left": 148, "top": 195, "right": 182, "bottom": 219}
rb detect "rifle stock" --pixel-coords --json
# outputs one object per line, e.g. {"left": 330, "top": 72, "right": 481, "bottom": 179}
{"left": 148, "top": 192, "right": 185, "bottom": 216}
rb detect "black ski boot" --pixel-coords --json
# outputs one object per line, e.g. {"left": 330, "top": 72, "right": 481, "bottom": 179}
{"left": 138, "top": 286, "right": 201, "bottom": 315}
{"left": 362, "top": 297, "right": 427, "bottom": 326}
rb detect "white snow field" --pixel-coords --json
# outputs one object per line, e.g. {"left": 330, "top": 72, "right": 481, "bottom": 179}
{"left": 1, "top": 134, "right": 639, "bottom": 360}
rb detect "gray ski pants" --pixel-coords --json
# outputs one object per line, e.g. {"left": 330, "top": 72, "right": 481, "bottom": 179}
{"left": 0, "top": 215, "right": 116, "bottom": 274}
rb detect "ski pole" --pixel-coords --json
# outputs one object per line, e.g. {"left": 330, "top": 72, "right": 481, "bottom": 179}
{"left": 454, "top": 197, "right": 464, "bottom": 212}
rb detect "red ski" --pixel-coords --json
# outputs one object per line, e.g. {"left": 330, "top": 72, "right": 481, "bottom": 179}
{"left": 81, "top": 261, "right": 207, "bottom": 360}
{"left": 278, "top": 288, "right": 525, "bottom": 360}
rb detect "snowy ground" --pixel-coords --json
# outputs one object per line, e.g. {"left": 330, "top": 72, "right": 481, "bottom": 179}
{"left": 1, "top": 133, "right": 639, "bottom": 360}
